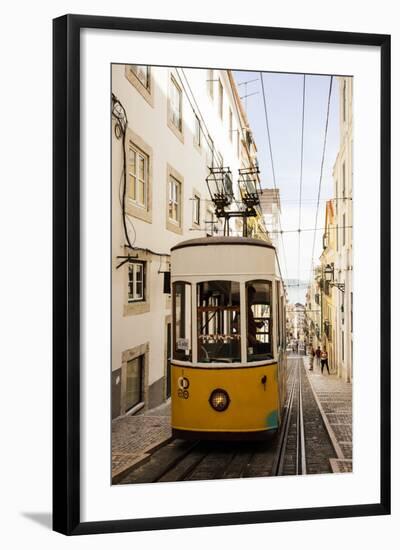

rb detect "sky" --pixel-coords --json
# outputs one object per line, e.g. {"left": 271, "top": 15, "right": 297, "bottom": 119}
{"left": 234, "top": 71, "right": 340, "bottom": 304}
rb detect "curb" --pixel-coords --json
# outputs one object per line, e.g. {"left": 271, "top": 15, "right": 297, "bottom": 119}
{"left": 112, "top": 435, "right": 174, "bottom": 484}
{"left": 302, "top": 358, "right": 345, "bottom": 461}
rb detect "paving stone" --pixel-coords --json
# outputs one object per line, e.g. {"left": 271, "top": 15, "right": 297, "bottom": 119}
{"left": 112, "top": 401, "right": 172, "bottom": 480}
{"left": 303, "top": 358, "right": 353, "bottom": 471}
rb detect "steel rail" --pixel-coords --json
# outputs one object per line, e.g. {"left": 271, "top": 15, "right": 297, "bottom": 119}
{"left": 271, "top": 363, "right": 297, "bottom": 476}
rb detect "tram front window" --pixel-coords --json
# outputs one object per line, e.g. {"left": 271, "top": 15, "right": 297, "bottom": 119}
{"left": 197, "top": 281, "right": 241, "bottom": 363}
{"left": 246, "top": 280, "right": 273, "bottom": 362}
{"left": 173, "top": 282, "right": 192, "bottom": 361}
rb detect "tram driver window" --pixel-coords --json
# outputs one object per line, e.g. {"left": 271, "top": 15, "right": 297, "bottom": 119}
{"left": 197, "top": 281, "right": 241, "bottom": 363}
{"left": 246, "top": 281, "right": 273, "bottom": 362}
{"left": 173, "top": 282, "right": 192, "bottom": 361}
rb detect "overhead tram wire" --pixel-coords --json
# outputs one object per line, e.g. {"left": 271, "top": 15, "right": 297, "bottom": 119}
{"left": 259, "top": 71, "right": 289, "bottom": 283}
{"left": 297, "top": 75, "right": 306, "bottom": 298}
{"left": 177, "top": 68, "right": 243, "bottom": 214}
{"left": 308, "top": 76, "right": 333, "bottom": 285}
{"left": 227, "top": 71, "right": 272, "bottom": 237}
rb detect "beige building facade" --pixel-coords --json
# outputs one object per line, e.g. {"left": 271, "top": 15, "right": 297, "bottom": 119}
{"left": 332, "top": 76, "right": 353, "bottom": 382}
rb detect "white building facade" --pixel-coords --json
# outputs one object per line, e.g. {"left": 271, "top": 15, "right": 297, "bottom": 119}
{"left": 111, "top": 65, "right": 263, "bottom": 418}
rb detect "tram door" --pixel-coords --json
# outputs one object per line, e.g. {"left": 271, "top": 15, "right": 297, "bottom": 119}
{"left": 166, "top": 322, "right": 172, "bottom": 399}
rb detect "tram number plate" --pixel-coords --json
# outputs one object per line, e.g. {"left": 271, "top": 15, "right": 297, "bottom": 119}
{"left": 177, "top": 376, "right": 190, "bottom": 399}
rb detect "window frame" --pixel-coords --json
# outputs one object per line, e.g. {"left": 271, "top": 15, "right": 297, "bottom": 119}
{"left": 166, "top": 164, "right": 184, "bottom": 235}
{"left": 342, "top": 161, "right": 346, "bottom": 198}
{"left": 124, "top": 65, "right": 154, "bottom": 106}
{"left": 172, "top": 281, "right": 192, "bottom": 361}
{"left": 343, "top": 213, "right": 346, "bottom": 246}
{"left": 127, "top": 142, "right": 148, "bottom": 210}
{"left": 124, "top": 128, "right": 153, "bottom": 224}
{"left": 218, "top": 79, "right": 224, "bottom": 120}
{"left": 127, "top": 261, "right": 146, "bottom": 303}
{"left": 167, "top": 73, "right": 184, "bottom": 142}
{"left": 245, "top": 280, "right": 274, "bottom": 362}
{"left": 207, "top": 69, "right": 214, "bottom": 99}
{"left": 196, "top": 280, "right": 242, "bottom": 364}
{"left": 194, "top": 114, "right": 201, "bottom": 150}
{"left": 169, "top": 176, "right": 180, "bottom": 224}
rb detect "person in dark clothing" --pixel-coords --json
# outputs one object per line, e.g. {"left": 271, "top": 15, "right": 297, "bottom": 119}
{"left": 321, "top": 346, "right": 330, "bottom": 374}
{"left": 315, "top": 346, "right": 321, "bottom": 370}
{"left": 309, "top": 346, "right": 315, "bottom": 371}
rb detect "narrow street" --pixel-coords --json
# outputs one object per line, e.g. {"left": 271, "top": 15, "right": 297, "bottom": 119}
{"left": 114, "top": 356, "right": 352, "bottom": 484}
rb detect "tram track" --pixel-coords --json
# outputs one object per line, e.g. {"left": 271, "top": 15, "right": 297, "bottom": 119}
{"left": 117, "top": 356, "right": 339, "bottom": 484}
{"left": 271, "top": 356, "right": 306, "bottom": 476}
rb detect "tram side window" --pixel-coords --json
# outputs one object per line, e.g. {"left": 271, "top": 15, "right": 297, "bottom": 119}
{"left": 197, "top": 281, "right": 241, "bottom": 363}
{"left": 246, "top": 280, "right": 273, "bottom": 362}
{"left": 173, "top": 282, "right": 192, "bottom": 361}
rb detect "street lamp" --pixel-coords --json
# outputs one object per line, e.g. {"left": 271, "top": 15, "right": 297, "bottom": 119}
{"left": 324, "top": 263, "right": 345, "bottom": 293}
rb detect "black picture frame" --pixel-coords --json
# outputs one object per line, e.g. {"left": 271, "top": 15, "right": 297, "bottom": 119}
{"left": 53, "top": 14, "right": 391, "bottom": 535}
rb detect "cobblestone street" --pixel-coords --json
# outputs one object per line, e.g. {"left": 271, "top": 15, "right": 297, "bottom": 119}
{"left": 112, "top": 401, "right": 172, "bottom": 481}
{"left": 303, "top": 356, "right": 353, "bottom": 472}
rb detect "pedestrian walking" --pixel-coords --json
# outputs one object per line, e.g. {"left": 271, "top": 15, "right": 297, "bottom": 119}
{"left": 309, "top": 346, "right": 315, "bottom": 371}
{"left": 321, "top": 346, "right": 330, "bottom": 374}
{"left": 315, "top": 346, "right": 321, "bottom": 370}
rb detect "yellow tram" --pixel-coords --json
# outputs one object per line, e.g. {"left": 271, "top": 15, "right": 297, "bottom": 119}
{"left": 170, "top": 236, "right": 287, "bottom": 440}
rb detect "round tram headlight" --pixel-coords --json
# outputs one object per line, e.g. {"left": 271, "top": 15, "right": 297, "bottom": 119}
{"left": 209, "top": 389, "right": 230, "bottom": 412}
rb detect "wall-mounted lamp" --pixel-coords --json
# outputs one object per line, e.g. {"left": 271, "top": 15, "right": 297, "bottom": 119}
{"left": 324, "top": 263, "right": 345, "bottom": 292}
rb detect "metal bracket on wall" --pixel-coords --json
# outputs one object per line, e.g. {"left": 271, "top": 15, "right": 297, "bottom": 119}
{"left": 116, "top": 254, "right": 139, "bottom": 269}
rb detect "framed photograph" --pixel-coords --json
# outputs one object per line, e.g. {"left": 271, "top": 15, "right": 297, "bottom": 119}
{"left": 53, "top": 14, "right": 391, "bottom": 535}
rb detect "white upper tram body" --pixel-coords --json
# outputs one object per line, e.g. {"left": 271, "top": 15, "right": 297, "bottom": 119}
{"left": 171, "top": 237, "right": 286, "bottom": 368}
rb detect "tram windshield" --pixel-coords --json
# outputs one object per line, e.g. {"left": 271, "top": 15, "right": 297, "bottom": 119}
{"left": 246, "top": 280, "right": 273, "bottom": 362}
{"left": 197, "top": 281, "right": 241, "bottom": 363}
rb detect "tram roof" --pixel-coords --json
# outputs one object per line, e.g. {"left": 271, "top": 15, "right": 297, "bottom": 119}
{"left": 171, "top": 236, "right": 275, "bottom": 252}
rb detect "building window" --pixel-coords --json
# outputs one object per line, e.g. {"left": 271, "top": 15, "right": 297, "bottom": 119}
{"left": 193, "top": 194, "right": 201, "bottom": 225}
{"left": 218, "top": 79, "right": 224, "bottom": 119}
{"left": 169, "top": 176, "right": 181, "bottom": 224}
{"left": 124, "top": 65, "right": 153, "bottom": 106}
{"left": 341, "top": 331, "right": 344, "bottom": 361}
{"left": 194, "top": 114, "right": 201, "bottom": 148}
{"left": 350, "top": 292, "right": 353, "bottom": 333}
{"left": 229, "top": 108, "right": 233, "bottom": 142}
{"left": 343, "top": 79, "right": 346, "bottom": 122}
{"left": 208, "top": 138, "right": 215, "bottom": 168}
{"left": 170, "top": 76, "right": 182, "bottom": 130}
{"left": 166, "top": 164, "right": 184, "bottom": 235}
{"left": 128, "top": 143, "right": 148, "bottom": 209}
{"left": 342, "top": 161, "right": 346, "bottom": 197}
{"left": 343, "top": 213, "right": 346, "bottom": 246}
{"left": 125, "top": 355, "right": 144, "bottom": 412}
{"left": 129, "top": 65, "right": 150, "bottom": 90}
{"left": 168, "top": 74, "right": 183, "bottom": 138}
{"left": 207, "top": 69, "right": 214, "bottom": 98}
{"left": 124, "top": 129, "right": 153, "bottom": 224}
{"left": 128, "top": 262, "right": 145, "bottom": 302}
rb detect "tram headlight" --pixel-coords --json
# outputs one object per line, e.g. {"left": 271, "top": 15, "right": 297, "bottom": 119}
{"left": 209, "top": 389, "right": 230, "bottom": 412}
